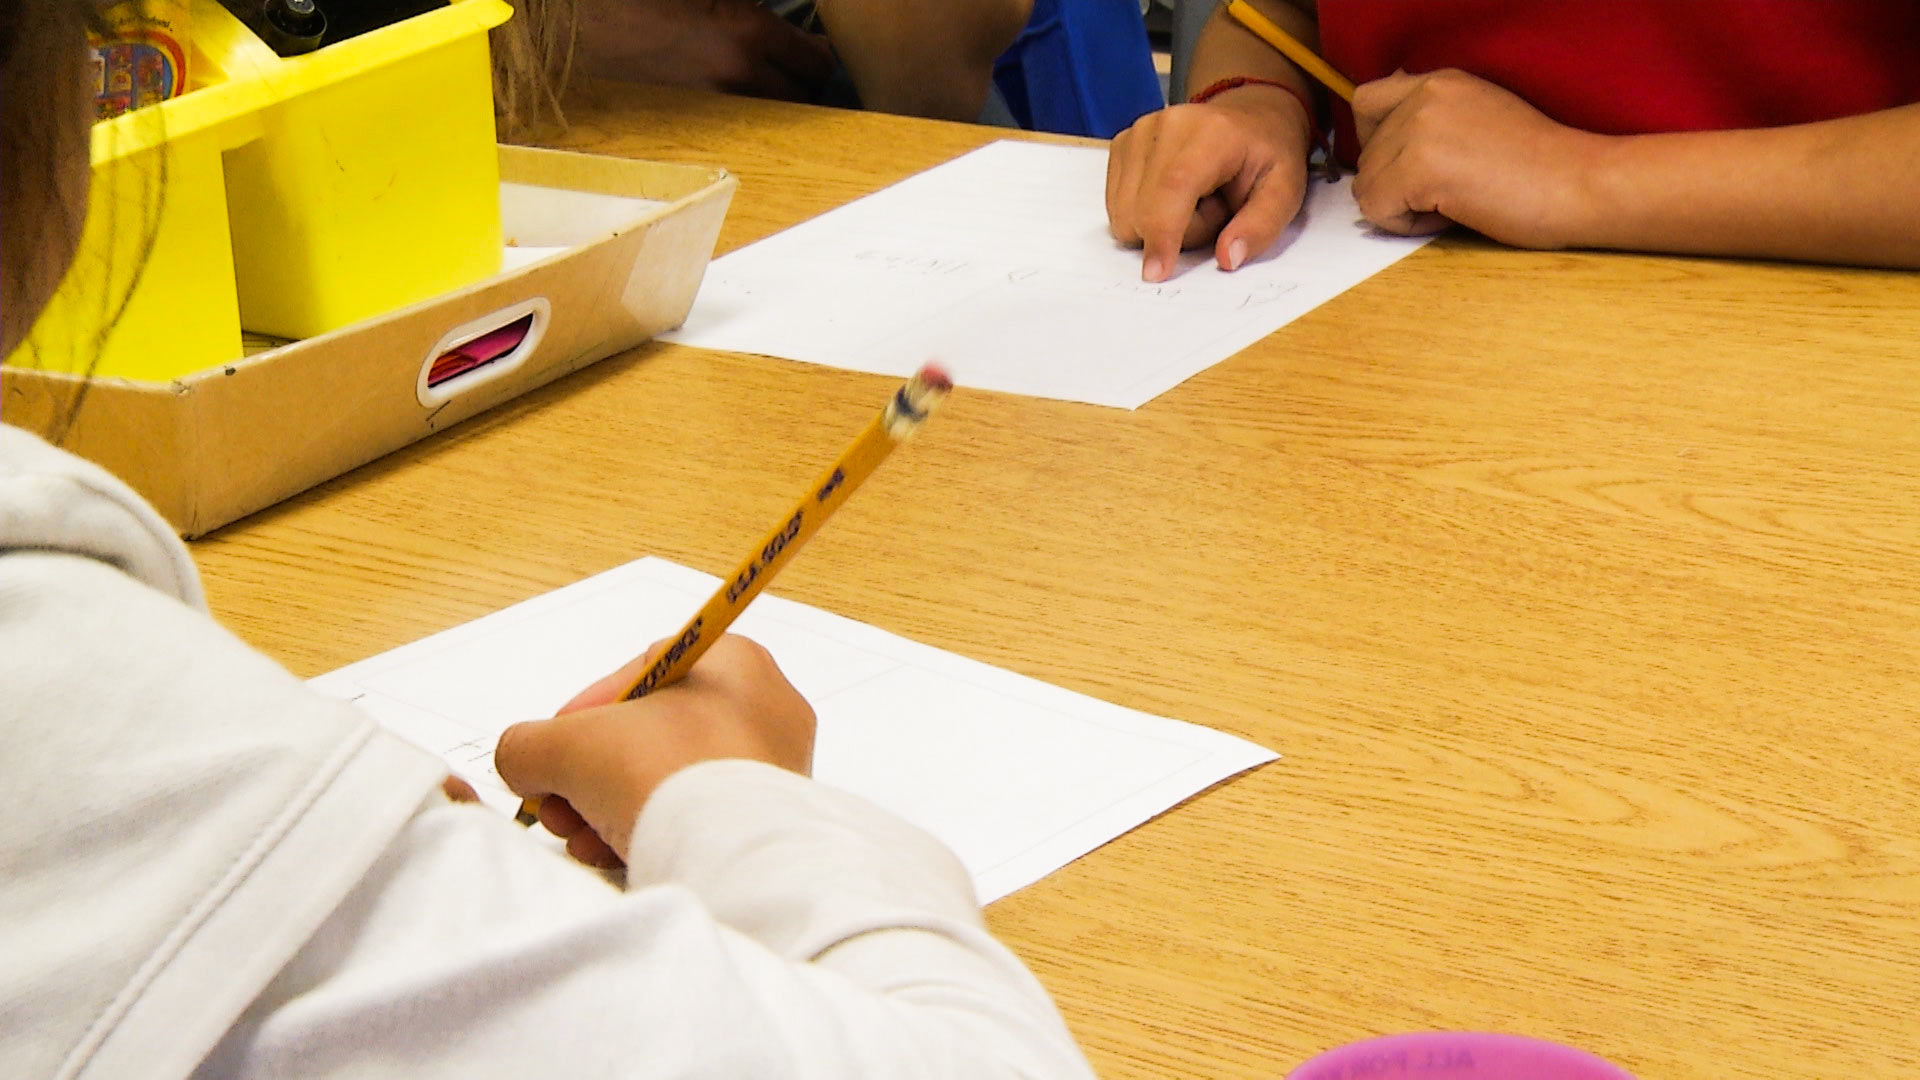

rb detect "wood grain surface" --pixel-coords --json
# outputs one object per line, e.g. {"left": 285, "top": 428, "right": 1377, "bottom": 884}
{"left": 190, "top": 82, "right": 1920, "bottom": 1080}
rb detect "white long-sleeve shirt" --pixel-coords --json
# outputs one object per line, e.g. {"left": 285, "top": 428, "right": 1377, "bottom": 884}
{"left": 0, "top": 425, "right": 1094, "bottom": 1080}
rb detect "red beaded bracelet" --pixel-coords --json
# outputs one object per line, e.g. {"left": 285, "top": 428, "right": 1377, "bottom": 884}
{"left": 1188, "top": 75, "right": 1325, "bottom": 154}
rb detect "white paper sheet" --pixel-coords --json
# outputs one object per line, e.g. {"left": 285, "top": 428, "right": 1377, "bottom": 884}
{"left": 311, "top": 557, "right": 1276, "bottom": 902}
{"left": 662, "top": 140, "right": 1430, "bottom": 408}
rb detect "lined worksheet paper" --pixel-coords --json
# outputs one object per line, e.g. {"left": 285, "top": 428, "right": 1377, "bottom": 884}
{"left": 312, "top": 557, "right": 1276, "bottom": 902}
{"left": 662, "top": 140, "right": 1430, "bottom": 408}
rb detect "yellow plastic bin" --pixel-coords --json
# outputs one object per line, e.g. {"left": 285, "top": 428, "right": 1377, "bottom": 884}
{"left": 12, "top": 0, "right": 510, "bottom": 381}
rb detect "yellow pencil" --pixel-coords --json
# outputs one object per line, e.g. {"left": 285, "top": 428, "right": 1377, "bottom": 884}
{"left": 514, "top": 364, "right": 954, "bottom": 827}
{"left": 1223, "top": 0, "right": 1355, "bottom": 103}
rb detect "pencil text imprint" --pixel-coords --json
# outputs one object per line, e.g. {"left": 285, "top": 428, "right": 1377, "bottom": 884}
{"left": 816, "top": 467, "right": 846, "bottom": 502}
{"left": 727, "top": 510, "right": 806, "bottom": 603}
{"left": 630, "top": 618, "right": 703, "bottom": 698}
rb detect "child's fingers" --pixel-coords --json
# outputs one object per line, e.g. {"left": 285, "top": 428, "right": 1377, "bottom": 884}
{"left": 1215, "top": 166, "right": 1307, "bottom": 271}
{"left": 496, "top": 711, "right": 652, "bottom": 859}
{"left": 565, "top": 828, "right": 626, "bottom": 870}
{"left": 1371, "top": 207, "right": 1452, "bottom": 237}
{"left": 1135, "top": 135, "right": 1243, "bottom": 282}
{"left": 1354, "top": 77, "right": 1422, "bottom": 182}
{"left": 536, "top": 792, "right": 591, "bottom": 838}
{"left": 1352, "top": 68, "right": 1422, "bottom": 145}
{"left": 527, "top": 792, "right": 622, "bottom": 869}
{"left": 1189, "top": 194, "right": 1232, "bottom": 250}
{"left": 1352, "top": 100, "right": 1457, "bottom": 237}
{"left": 441, "top": 775, "right": 480, "bottom": 803}
{"left": 1105, "top": 131, "right": 1128, "bottom": 238}
{"left": 1353, "top": 86, "right": 1424, "bottom": 234}
{"left": 1106, "top": 121, "right": 1154, "bottom": 245}
{"left": 1353, "top": 146, "right": 1452, "bottom": 236}
{"left": 495, "top": 716, "right": 586, "bottom": 804}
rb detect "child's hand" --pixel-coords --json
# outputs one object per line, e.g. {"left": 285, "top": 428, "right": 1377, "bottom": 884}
{"left": 1352, "top": 69, "right": 1606, "bottom": 248}
{"left": 1106, "top": 85, "right": 1315, "bottom": 282}
{"left": 495, "top": 635, "right": 816, "bottom": 868}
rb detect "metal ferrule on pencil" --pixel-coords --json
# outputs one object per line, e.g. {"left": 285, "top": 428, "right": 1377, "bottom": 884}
{"left": 883, "top": 368, "right": 952, "bottom": 438}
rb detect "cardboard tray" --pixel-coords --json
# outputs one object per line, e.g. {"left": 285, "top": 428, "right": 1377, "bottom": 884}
{"left": 2, "top": 145, "right": 736, "bottom": 536}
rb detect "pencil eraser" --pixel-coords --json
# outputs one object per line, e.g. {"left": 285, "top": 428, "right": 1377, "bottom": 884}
{"left": 914, "top": 362, "right": 953, "bottom": 393}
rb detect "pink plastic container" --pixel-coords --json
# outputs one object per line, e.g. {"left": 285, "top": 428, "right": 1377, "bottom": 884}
{"left": 1287, "top": 1032, "right": 1635, "bottom": 1080}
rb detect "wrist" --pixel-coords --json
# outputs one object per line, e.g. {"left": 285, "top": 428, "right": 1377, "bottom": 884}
{"left": 1559, "top": 130, "right": 1630, "bottom": 249}
{"left": 1190, "top": 77, "right": 1320, "bottom": 156}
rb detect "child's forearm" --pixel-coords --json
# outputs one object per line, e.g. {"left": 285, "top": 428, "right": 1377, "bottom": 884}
{"left": 1187, "top": 0, "right": 1318, "bottom": 106}
{"left": 1577, "top": 102, "right": 1920, "bottom": 268}
{"left": 630, "top": 760, "right": 1097, "bottom": 1079}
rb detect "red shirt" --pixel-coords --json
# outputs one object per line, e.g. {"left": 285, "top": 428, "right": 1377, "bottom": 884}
{"left": 1318, "top": 0, "right": 1920, "bottom": 163}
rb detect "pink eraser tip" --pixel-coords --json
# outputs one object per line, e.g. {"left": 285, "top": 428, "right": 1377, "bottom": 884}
{"left": 914, "top": 363, "right": 953, "bottom": 392}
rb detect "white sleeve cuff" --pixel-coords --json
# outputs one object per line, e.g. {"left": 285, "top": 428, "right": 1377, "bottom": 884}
{"left": 625, "top": 760, "right": 985, "bottom": 959}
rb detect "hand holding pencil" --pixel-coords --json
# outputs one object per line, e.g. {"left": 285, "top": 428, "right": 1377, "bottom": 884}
{"left": 1114, "top": 0, "right": 1623, "bottom": 255}
{"left": 498, "top": 365, "right": 952, "bottom": 852}
{"left": 496, "top": 634, "right": 819, "bottom": 867}
{"left": 1214, "top": 0, "right": 1586, "bottom": 244}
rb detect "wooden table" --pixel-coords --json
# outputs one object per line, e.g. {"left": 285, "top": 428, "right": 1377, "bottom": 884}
{"left": 193, "top": 83, "right": 1920, "bottom": 1079}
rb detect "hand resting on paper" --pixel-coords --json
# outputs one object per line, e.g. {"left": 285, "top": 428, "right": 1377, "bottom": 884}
{"left": 1350, "top": 68, "right": 1602, "bottom": 247}
{"left": 1105, "top": 83, "right": 1314, "bottom": 282}
{"left": 495, "top": 634, "right": 817, "bottom": 869}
